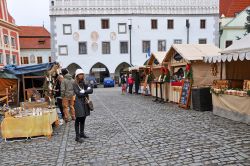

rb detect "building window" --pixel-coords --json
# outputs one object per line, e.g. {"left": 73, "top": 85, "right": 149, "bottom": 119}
{"left": 174, "top": 39, "right": 182, "bottom": 44}
{"left": 151, "top": 19, "right": 158, "bottom": 29}
{"left": 59, "top": 45, "right": 68, "bottom": 55}
{"left": 0, "top": 53, "right": 3, "bottom": 64}
{"left": 4, "top": 35, "right": 9, "bottom": 45}
{"left": 102, "top": 42, "right": 110, "bottom": 54}
{"left": 6, "top": 54, "right": 11, "bottom": 65}
{"left": 167, "top": 19, "right": 174, "bottom": 29}
{"left": 79, "top": 42, "right": 87, "bottom": 54}
{"left": 11, "top": 37, "right": 15, "bottom": 48}
{"left": 142, "top": 41, "right": 150, "bottom": 53}
{"left": 49, "top": 56, "right": 52, "bottom": 62}
{"left": 63, "top": 24, "right": 72, "bottom": 35}
{"left": 79, "top": 20, "right": 85, "bottom": 29}
{"left": 13, "top": 55, "right": 17, "bottom": 64}
{"left": 37, "top": 57, "right": 43, "bottom": 64}
{"left": 120, "top": 41, "right": 128, "bottom": 54}
{"left": 225, "top": 40, "right": 233, "bottom": 48}
{"left": 101, "top": 19, "right": 109, "bottom": 29}
{"left": 199, "top": 39, "right": 207, "bottom": 44}
{"left": 118, "top": 23, "right": 127, "bottom": 34}
{"left": 200, "top": 20, "right": 206, "bottom": 29}
{"left": 22, "top": 57, "right": 29, "bottom": 64}
{"left": 158, "top": 40, "right": 166, "bottom": 51}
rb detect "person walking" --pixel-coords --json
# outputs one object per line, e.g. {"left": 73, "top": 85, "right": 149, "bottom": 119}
{"left": 73, "top": 69, "right": 93, "bottom": 143}
{"left": 61, "top": 69, "right": 75, "bottom": 122}
{"left": 128, "top": 74, "right": 134, "bottom": 94}
{"left": 121, "top": 75, "right": 126, "bottom": 95}
{"left": 54, "top": 75, "right": 64, "bottom": 122}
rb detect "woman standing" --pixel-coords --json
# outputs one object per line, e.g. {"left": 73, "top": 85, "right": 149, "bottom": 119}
{"left": 73, "top": 69, "right": 93, "bottom": 143}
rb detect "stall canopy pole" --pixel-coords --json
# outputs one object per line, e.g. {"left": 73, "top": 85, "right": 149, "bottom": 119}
{"left": 220, "top": 62, "right": 223, "bottom": 80}
{"left": 22, "top": 75, "right": 26, "bottom": 101}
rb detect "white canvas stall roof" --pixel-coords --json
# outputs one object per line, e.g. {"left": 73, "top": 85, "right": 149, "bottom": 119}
{"left": 204, "top": 34, "right": 250, "bottom": 63}
{"left": 129, "top": 66, "right": 147, "bottom": 71}
{"left": 147, "top": 52, "right": 168, "bottom": 65}
{"left": 165, "top": 44, "right": 221, "bottom": 62}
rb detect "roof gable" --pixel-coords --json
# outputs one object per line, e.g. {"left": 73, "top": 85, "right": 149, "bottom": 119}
{"left": 224, "top": 8, "right": 249, "bottom": 27}
{"left": 220, "top": 0, "right": 250, "bottom": 17}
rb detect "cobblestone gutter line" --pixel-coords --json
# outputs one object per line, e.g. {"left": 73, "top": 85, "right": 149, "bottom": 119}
{"left": 56, "top": 123, "right": 70, "bottom": 166}
{"left": 94, "top": 93, "right": 160, "bottom": 165}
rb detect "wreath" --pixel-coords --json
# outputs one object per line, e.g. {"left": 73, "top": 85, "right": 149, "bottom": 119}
{"left": 185, "top": 64, "right": 193, "bottom": 82}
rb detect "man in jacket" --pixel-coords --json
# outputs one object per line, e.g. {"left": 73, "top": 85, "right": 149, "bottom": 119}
{"left": 61, "top": 69, "right": 75, "bottom": 122}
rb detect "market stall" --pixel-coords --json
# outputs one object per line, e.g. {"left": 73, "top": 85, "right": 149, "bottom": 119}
{"left": 0, "top": 63, "right": 60, "bottom": 140}
{"left": 164, "top": 44, "right": 222, "bottom": 108}
{"left": 204, "top": 34, "right": 250, "bottom": 124}
{"left": 129, "top": 66, "right": 150, "bottom": 95}
{"left": 147, "top": 52, "right": 170, "bottom": 102}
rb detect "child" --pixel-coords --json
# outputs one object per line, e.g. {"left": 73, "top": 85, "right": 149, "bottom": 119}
{"left": 121, "top": 75, "right": 126, "bottom": 95}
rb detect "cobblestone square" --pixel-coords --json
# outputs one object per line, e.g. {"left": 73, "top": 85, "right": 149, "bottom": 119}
{"left": 0, "top": 88, "right": 250, "bottom": 165}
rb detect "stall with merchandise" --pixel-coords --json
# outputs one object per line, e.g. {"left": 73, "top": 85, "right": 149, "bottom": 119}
{"left": 0, "top": 62, "right": 61, "bottom": 140}
{"left": 204, "top": 34, "right": 250, "bottom": 124}
{"left": 147, "top": 52, "right": 170, "bottom": 102}
{"left": 164, "top": 44, "right": 222, "bottom": 109}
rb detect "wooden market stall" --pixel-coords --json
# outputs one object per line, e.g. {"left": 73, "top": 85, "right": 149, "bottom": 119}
{"left": 163, "top": 44, "right": 222, "bottom": 108}
{"left": 147, "top": 52, "right": 169, "bottom": 102}
{"left": 128, "top": 66, "right": 150, "bottom": 94}
{"left": 0, "top": 62, "right": 60, "bottom": 140}
{"left": 204, "top": 34, "right": 250, "bottom": 124}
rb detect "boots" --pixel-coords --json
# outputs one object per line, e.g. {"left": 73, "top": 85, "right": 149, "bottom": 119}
{"left": 75, "top": 137, "right": 84, "bottom": 143}
{"left": 80, "top": 133, "right": 89, "bottom": 138}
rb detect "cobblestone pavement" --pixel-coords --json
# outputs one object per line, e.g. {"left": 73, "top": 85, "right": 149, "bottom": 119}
{"left": 0, "top": 88, "right": 250, "bottom": 166}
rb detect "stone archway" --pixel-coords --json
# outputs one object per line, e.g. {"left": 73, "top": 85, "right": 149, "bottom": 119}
{"left": 114, "top": 62, "right": 131, "bottom": 84}
{"left": 67, "top": 63, "right": 82, "bottom": 76}
{"left": 90, "top": 62, "right": 110, "bottom": 84}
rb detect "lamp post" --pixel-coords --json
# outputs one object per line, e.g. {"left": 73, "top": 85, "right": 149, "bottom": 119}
{"left": 128, "top": 19, "right": 133, "bottom": 66}
{"left": 186, "top": 19, "right": 190, "bottom": 44}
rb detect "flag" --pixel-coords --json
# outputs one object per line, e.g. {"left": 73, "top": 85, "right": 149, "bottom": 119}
{"left": 147, "top": 47, "right": 151, "bottom": 58}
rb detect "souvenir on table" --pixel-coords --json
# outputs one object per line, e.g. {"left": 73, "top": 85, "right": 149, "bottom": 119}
{"left": 243, "top": 80, "right": 250, "bottom": 91}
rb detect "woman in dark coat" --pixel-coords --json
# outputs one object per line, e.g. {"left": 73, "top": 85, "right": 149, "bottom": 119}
{"left": 73, "top": 69, "right": 93, "bottom": 143}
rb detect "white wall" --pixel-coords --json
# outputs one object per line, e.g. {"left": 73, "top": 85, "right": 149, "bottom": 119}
{"left": 20, "top": 49, "right": 51, "bottom": 65}
{"left": 52, "top": 15, "right": 219, "bottom": 74}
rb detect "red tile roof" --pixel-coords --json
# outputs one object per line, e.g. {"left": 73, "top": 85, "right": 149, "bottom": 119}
{"left": 19, "top": 26, "right": 50, "bottom": 37}
{"left": 220, "top": 0, "right": 250, "bottom": 17}
{"left": 19, "top": 26, "right": 51, "bottom": 49}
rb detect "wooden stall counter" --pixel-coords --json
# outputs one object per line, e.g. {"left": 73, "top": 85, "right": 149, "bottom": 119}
{"left": 1, "top": 109, "right": 58, "bottom": 140}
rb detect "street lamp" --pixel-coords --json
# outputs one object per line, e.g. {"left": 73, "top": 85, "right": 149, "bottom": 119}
{"left": 128, "top": 19, "right": 133, "bottom": 66}
{"left": 186, "top": 19, "right": 190, "bottom": 44}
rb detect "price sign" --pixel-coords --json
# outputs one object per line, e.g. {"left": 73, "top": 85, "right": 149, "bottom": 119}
{"left": 179, "top": 79, "right": 192, "bottom": 109}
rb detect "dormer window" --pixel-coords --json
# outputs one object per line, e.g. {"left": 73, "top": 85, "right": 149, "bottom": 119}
{"left": 38, "top": 40, "right": 45, "bottom": 45}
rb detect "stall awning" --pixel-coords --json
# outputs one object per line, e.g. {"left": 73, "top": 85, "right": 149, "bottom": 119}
{"left": 3, "top": 62, "right": 56, "bottom": 75}
{"left": 165, "top": 44, "right": 221, "bottom": 62}
{"left": 204, "top": 34, "right": 250, "bottom": 63}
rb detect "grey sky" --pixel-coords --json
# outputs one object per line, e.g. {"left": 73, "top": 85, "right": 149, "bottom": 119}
{"left": 7, "top": 0, "right": 50, "bottom": 31}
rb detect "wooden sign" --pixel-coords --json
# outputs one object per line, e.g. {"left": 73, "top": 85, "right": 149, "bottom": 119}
{"left": 179, "top": 79, "right": 192, "bottom": 109}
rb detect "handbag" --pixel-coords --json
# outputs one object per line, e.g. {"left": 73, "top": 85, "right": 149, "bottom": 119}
{"left": 85, "top": 97, "right": 94, "bottom": 111}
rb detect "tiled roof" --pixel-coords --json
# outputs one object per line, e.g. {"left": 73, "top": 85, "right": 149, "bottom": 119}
{"left": 220, "top": 0, "right": 250, "bottom": 17}
{"left": 19, "top": 26, "right": 50, "bottom": 37}
{"left": 19, "top": 26, "right": 51, "bottom": 49}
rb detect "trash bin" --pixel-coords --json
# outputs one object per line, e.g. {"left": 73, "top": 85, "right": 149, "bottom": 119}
{"left": 192, "top": 87, "right": 212, "bottom": 111}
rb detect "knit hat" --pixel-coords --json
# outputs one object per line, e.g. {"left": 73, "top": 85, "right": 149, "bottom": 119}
{"left": 75, "top": 69, "right": 84, "bottom": 77}
{"left": 61, "top": 68, "right": 69, "bottom": 76}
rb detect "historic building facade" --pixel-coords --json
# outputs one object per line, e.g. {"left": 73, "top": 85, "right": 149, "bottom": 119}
{"left": 19, "top": 26, "right": 51, "bottom": 65}
{"left": 50, "top": 0, "right": 219, "bottom": 82}
{"left": 0, "top": 0, "right": 20, "bottom": 67}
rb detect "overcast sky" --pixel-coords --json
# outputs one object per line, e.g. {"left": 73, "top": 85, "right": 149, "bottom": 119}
{"left": 7, "top": 0, "right": 50, "bottom": 31}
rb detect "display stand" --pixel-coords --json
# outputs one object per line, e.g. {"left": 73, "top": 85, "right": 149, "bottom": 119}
{"left": 179, "top": 79, "right": 192, "bottom": 109}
